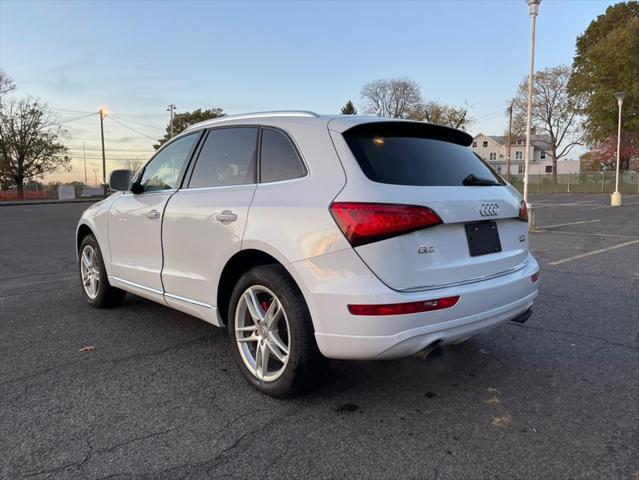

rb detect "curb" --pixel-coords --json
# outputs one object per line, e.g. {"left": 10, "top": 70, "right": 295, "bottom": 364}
{"left": 0, "top": 198, "right": 100, "bottom": 207}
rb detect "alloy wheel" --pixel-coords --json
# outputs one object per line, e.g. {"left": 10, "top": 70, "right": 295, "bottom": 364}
{"left": 235, "top": 285, "right": 290, "bottom": 382}
{"left": 80, "top": 244, "right": 100, "bottom": 300}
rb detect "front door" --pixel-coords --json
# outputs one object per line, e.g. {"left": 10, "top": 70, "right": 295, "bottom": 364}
{"left": 108, "top": 132, "right": 200, "bottom": 294}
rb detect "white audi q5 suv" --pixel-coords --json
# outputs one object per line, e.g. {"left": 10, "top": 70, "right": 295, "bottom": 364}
{"left": 76, "top": 111, "right": 539, "bottom": 396}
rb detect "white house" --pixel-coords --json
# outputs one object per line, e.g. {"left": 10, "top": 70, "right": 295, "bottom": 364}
{"left": 471, "top": 133, "right": 580, "bottom": 176}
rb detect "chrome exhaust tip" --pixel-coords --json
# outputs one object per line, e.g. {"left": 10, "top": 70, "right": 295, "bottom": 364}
{"left": 414, "top": 339, "right": 443, "bottom": 360}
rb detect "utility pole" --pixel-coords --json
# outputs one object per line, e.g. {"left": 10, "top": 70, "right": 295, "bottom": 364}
{"left": 523, "top": 0, "right": 540, "bottom": 224}
{"left": 506, "top": 103, "right": 513, "bottom": 182}
{"left": 99, "top": 108, "right": 107, "bottom": 197}
{"left": 92, "top": 167, "right": 99, "bottom": 188}
{"left": 167, "top": 104, "right": 176, "bottom": 138}
{"left": 83, "top": 142, "right": 88, "bottom": 186}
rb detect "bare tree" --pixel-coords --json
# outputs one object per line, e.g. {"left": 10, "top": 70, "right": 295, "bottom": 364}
{"left": 125, "top": 159, "right": 144, "bottom": 175}
{"left": 510, "top": 65, "right": 585, "bottom": 180}
{"left": 0, "top": 70, "right": 16, "bottom": 102}
{"left": 360, "top": 78, "right": 423, "bottom": 118}
{"left": 409, "top": 100, "right": 473, "bottom": 130}
{"left": 0, "top": 98, "right": 71, "bottom": 199}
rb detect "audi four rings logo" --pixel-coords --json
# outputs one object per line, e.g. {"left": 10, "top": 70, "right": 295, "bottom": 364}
{"left": 479, "top": 203, "right": 500, "bottom": 217}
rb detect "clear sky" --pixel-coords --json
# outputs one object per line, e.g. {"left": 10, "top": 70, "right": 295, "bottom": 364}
{"left": 0, "top": 0, "right": 616, "bottom": 183}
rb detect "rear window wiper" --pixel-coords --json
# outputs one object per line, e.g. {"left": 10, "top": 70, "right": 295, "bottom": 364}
{"left": 462, "top": 173, "right": 500, "bottom": 186}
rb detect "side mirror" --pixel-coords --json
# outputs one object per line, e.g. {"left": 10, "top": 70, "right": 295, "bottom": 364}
{"left": 108, "top": 170, "right": 132, "bottom": 192}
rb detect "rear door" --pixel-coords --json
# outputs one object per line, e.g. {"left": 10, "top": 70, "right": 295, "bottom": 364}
{"left": 331, "top": 121, "right": 529, "bottom": 292}
{"left": 161, "top": 127, "right": 258, "bottom": 321}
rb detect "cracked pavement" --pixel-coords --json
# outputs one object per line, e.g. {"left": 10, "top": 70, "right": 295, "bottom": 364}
{"left": 1, "top": 195, "right": 638, "bottom": 479}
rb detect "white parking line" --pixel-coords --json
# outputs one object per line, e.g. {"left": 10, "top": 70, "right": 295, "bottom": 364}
{"left": 539, "top": 219, "right": 600, "bottom": 229}
{"left": 542, "top": 230, "right": 639, "bottom": 239}
{"left": 580, "top": 201, "right": 639, "bottom": 211}
{"left": 534, "top": 201, "right": 598, "bottom": 208}
{"left": 549, "top": 239, "right": 639, "bottom": 266}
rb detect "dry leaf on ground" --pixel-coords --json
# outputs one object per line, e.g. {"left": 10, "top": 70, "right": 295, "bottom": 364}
{"left": 485, "top": 387, "right": 500, "bottom": 406}
{"left": 492, "top": 415, "right": 512, "bottom": 428}
{"left": 79, "top": 346, "right": 95, "bottom": 353}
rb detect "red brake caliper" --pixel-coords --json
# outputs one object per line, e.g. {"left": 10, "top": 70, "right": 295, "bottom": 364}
{"left": 260, "top": 300, "right": 271, "bottom": 315}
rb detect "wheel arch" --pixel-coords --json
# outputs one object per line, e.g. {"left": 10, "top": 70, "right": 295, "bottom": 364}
{"left": 76, "top": 221, "right": 111, "bottom": 276}
{"left": 217, "top": 249, "right": 309, "bottom": 327}
{"left": 76, "top": 223, "right": 94, "bottom": 253}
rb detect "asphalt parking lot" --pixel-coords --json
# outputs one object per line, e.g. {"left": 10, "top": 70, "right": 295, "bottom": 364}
{"left": 1, "top": 194, "right": 638, "bottom": 480}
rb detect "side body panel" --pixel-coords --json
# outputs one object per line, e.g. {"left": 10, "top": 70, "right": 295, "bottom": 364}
{"left": 76, "top": 195, "right": 118, "bottom": 274}
{"left": 242, "top": 121, "right": 350, "bottom": 264}
{"left": 161, "top": 184, "right": 257, "bottom": 325}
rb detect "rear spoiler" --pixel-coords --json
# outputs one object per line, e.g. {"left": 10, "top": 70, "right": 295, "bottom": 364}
{"left": 340, "top": 120, "right": 473, "bottom": 147}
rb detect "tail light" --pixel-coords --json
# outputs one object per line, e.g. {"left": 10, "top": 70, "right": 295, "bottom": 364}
{"left": 518, "top": 200, "right": 528, "bottom": 222}
{"left": 348, "top": 296, "right": 460, "bottom": 316}
{"left": 329, "top": 202, "right": 442, "bottom": 247}
{"left": 531, "top": 271, "right": 540, "bottom": 283}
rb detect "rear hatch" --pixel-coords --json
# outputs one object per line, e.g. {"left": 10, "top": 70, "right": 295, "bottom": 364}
{"left": 329, "top": 120, "right": 529, "bottom": 292}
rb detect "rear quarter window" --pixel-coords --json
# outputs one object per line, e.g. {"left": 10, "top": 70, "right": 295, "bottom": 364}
{"left": 343, "top": 122, "right": 504, "bottom": 187}
{"left": 259, "top": 128, "right": 306, "bottom": 183}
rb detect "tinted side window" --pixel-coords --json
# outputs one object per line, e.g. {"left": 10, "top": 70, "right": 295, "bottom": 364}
{"left": 260, "top": 129, "right": 306, "bottom": 183}
{"left": 140, "top": 133, "right": 198, "bottom": 192}
{"left": 189, "top": 128, "right": 257, "bottom": 188}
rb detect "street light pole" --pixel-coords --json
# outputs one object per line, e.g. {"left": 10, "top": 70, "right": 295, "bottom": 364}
{"left": 99, "top": 108, "right": 107, "bottom": 198}
{"left": 507, "top": 102, "right": 513, "bottom": 183}
{"left": 611, "top": 92, "right": 627, "bottom": 207}
{"left": 167, "top": 104, "right": 176, "bottom": 138}
{"left": 83, "top": 141, "right": 87, "bottom": 186}
{"left": 523, "top": 0, "right": 540, "bottom": 213}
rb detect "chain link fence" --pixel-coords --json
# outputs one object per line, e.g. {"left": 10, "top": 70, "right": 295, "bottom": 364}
{"left": 508, "top": 171, "right": 639, "bottom": 194}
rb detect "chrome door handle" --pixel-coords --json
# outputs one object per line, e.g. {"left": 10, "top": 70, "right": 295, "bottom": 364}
{"left": 216, "top": 210, "right": 237, "bottom": 223}
{"left": 145, "top": 209, "right": 161, "bottom": 219}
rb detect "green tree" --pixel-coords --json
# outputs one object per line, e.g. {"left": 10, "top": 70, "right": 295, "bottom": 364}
{"left": 340, "top": 100, "right": 357, "bottom": 115}
{"left": 568, "top": 2, "right": 639, "bottom": 143}
{"left": 0, "top": 98, "right": 71, "bottom": 199}
{"left": 154, "top": 108, "right": 225, "bottom": 149}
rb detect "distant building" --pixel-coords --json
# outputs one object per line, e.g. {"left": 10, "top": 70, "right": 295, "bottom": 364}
{"left": 471, "top": 132, "right": 580, "bottom": 176}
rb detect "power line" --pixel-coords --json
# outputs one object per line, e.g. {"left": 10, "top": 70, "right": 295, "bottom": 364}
{"left": 113, "top": 112, "right": 168, "bottom": 118}
{"left": 59, "top": 112, "right": 98, "bottom": 124}
{"left": 51, "top": 107, "right": 96, "bottom": 114}
{"left": 67, "top": 147, "right": 154, "bottom": 153}
{"left": 109, "top": 115, "right": 165, "bottom": 131}
{"left": 107, "top": 116, "right": 158, "bottom": 141}
{"left": 474, "top": 108, "right": 506, "bottom": 121}
{"left": 51, "top": 106, "right": 167, "bottom": 118}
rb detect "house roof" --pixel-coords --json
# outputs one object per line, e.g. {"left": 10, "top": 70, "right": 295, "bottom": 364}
{"left": 473, "top": 132, "right": 551, "bottom": 151}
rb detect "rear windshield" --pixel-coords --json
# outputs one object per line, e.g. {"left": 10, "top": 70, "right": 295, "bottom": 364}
{"left": 342, "top": 122, "right": 504, "bottom": 187}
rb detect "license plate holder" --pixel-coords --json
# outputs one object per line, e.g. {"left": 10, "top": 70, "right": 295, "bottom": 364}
{"left": 465, "top": 221, "right": 502, "bottom": 257}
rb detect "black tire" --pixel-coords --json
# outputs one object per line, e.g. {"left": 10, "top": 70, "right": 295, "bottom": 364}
{"left": 78, "top": 234, "right": 126, "bottom": 308}
{"left": 227, "top": 265, "right": 322, "bottom": 397}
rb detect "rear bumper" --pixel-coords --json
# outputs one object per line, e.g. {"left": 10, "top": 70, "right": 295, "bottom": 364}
{"left": 288, "top": 249, "right": 539, "bottom": 360}
{"left": 316, "top": 290, "right": 536, "bottom": 359}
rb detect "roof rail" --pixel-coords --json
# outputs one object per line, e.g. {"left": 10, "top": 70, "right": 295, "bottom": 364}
{"left": 185, "top": 111, "right": 320, "bottom": 131}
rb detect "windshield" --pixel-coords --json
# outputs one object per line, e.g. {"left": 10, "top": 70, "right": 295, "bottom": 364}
{"left": 343, "top": 122, "right": 504, "bottom": 187}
